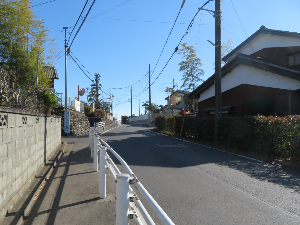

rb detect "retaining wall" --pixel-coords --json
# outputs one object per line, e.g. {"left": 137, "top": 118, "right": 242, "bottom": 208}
{"left": 0, "top": 107, "right": 61, "bottom": 219}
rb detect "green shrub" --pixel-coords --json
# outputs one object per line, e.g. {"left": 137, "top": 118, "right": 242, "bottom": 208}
{"left": 91, "top": 109, "right": 106, "bottom": 118}
{"left": 84, "top": 106, "right": 93, "bottom": 117}
{"left": 155, "top": 115, "right": 167, "bottom": 131}
{"left": 37, "top": 90, "right": 58, "bottom": 108}
{"left": 155, "top": 114, "right": 300, "bottom": 161}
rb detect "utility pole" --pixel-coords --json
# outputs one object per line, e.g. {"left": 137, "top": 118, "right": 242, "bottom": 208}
{"left": 139, "top": 97, "right": 140, "bottom": 116}
{"left": 131, "top": 86, "right": 132, "bottom": 117}
{"left": 35, "top": 51, "right": 39, "bottom": 106}
{"left": 63, "top": 27, "right": 70, "bottom": 135}
{"left": 149, "top": 64, "right": 151, "bottom": 113}
{"left": 173, "top": 78, "right": 174, "bottom": 90}
{"left": 78, "top": 85, "right": 79, "bottom": 101}
{"left": 214, "top": 0, "right": 222, "bottom": 143}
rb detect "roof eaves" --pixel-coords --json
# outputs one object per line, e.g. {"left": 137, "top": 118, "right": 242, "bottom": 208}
{"left": 222, "top": 26, "right": 300, "bottom": 62}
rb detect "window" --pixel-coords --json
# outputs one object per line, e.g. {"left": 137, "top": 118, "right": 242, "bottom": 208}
{"left": 289, "top": 53, "right": 300, "bottom": 66}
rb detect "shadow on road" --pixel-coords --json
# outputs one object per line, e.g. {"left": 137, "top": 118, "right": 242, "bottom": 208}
{"left": 105, "top": 131, "right": 300, "bottom": 193}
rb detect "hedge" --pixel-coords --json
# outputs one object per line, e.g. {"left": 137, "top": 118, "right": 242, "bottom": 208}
{"left": 155, "top": 115, "right": 300, "bottom": 161}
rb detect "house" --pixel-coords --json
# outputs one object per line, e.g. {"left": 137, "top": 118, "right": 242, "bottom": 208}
{"left": 44, "top": 66, "right": 59, "bottom": 91}
{"left": 188, "top": 26, "right": 300, "bottom": 117}
{"left": 165, "top": 90, "right": 188, "bottom": 114}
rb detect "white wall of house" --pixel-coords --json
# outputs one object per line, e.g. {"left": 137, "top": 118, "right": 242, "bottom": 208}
{"left": 225, "top": 33, "right": 300, "bottom": 62}
{"left": 199, "top": 64, "right": 300, "bottom": 102}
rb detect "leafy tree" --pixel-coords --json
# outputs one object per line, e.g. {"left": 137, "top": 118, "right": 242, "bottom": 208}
{"left": 213, "top": 38, "right": 233, "bottom": 68}
{"left": 183, "top": 92, "right": 198, "bottom": 113}
{"left": 0, "top": 0, "right": 58, "bottom": 109}
{"left": 145, "top": 103, "right": 159, "bottom": 113}
{"left": 177, "top": 43, "right": 204, "bottom": 91}
{"left": 87, "top": 73, "right": 102, "bottom": 108}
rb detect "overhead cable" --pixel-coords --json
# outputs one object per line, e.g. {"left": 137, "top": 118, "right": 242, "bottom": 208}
{"left": 151, "top": 0, "right": 186, "bottom": 76}
{"left": 68, "top": 0, "right": 90, "bottom": 43}
{"left": 111, "top": 71, "right": 148, "bottom": 89}
{"left": 88, "top": 0, "right": 132, "bottom": 21}
{"left": 28, "top": 0, "right": 58, "bottom": 9}
{"left": 69, "top": 0, "right": 97, "bottom": 49}
{"left": 117, "top": 0, "right": 213, "bottom": 105}
{"left": 70, "top": 51, "right": 92, "bottom": 76}
{"left": 69, "top": 54, "right": 94, "bottom": 82}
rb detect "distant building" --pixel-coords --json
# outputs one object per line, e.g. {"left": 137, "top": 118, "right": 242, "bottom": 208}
{"left": 44, "top": 66, "right": 59, "bottom": 91}
{"left": 165, "top": 90, "right": 189, "bottom": 114}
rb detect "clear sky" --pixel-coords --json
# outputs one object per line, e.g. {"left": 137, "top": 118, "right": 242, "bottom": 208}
{"left": 30, "top": 0, "right": 300, "bottom": 120}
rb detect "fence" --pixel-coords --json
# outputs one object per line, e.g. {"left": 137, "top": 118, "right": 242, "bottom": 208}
{"left": 128, "top": 113, "right": 161, "bottom": 123}
{"left": 55, "top": 93, "right": 85, "bottom": 113}
{"left": 89, "top": 129, "right": 174, "bottom": 225}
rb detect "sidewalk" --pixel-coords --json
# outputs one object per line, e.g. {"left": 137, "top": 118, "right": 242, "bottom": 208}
{"left": 3, "top": 129, "right": 118, "bottom": 225}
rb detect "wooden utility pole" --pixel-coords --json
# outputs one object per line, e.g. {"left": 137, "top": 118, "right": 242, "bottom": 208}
{"left": 149, "top": 64, "right": 151, "bottom": 113}
{"left": 214, "top": 0, "right": 222, "bottom": 143}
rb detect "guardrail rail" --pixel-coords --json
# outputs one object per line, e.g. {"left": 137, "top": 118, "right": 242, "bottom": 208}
{"left": 89, "top": 128, "right": 175, "bottom": 225}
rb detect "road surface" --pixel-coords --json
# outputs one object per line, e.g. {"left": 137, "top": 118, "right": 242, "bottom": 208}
{"left": 100, "top": 124, "right": 300, "bottom": 225}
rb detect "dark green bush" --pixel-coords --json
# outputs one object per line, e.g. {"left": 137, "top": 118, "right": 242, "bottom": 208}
{"left": 155, "top": 114, "right": 300, "bottom": 161}
{"left": 155, "top": 115, "right": 167, "bottom": 131}
{"left": 84, "top": 106, "right": 93, "bottom": 117}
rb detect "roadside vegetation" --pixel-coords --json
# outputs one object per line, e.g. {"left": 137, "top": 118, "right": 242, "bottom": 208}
{"left": 155, "top": 115, "right": 300, "bottom": 163}
{"left": 0, "top": 0, "right": 58, "bottom": 112}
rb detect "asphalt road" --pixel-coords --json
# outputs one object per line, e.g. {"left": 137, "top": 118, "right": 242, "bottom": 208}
{"left": 100, "top": 124, "right": 300, "bottom": 225}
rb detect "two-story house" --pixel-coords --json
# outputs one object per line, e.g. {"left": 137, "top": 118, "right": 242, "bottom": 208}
{"left": 188, "top": 26, "right": 300, "bottom": 117}
{"left": 165, "top": 90, "right": 188, "bottom": 114}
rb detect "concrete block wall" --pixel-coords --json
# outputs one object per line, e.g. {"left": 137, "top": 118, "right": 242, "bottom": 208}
{"left": 0, "top": 107, "right": 61, "bottom": 217}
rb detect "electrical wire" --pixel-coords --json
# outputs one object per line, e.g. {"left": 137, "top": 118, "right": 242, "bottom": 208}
{"left": 28, "top": 0, "right": 58, "bottom": 9}
{"left": 69, "top": 0, "right": 97, "bottom": 49}
{"left": 151, "top": 1, "right": 186, "bottom": 77}
{"left": 88, "top": 0, "right": 132, "bottom": 21}
{"left": 112, "top": 0, "right": 185, "bottom": 91}
{"left": 68, "top": 0, "right": 90, "bottom": 43}
{"left": 69, "top": 54, "right": 93, "bottom": 82}
{"left": 115, "top": 0, "right": 213, "bottom": 106}
{"left": 70, "top": 51, "right": 92, "bottom": 76}
{"left": 89, "top": 17, "right": 206, "bottom": 25}
{"left": 111, "top": 71, "right": 148, "bottom": 90}
{"left": 230, "top": 0, "right": 255, "bottom": 53}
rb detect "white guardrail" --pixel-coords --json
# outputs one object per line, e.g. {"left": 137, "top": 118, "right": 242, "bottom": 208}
{"left": 89, "top": 128, "right": 175, "bottom": 225}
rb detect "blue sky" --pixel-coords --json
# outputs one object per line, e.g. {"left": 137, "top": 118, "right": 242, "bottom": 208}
{"left": 30, "top": 0, "right": 300, "bottom": 120}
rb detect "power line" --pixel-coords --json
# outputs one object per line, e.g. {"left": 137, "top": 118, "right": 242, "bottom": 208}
{"left": 115, "top": 0, "right": 213, "bottom": 107}
{"left": 230, "top": 0, "right": 254, "bottom": 53}
{"left": 87, "top": 0, "right": 132, "bottom": 21}
{"left": 69, "top": 51, "right": 92, "bottom": 76}
{"left": 28, "top": 0, "right": 58, "bottom": 9}
{"left": 90, "top": 17, "right": 206, "bottom": 25}
{"left": 151, "top": 1, "right": 186, "bottom": 77}
{"left": 128, "top": 0, "right": 213, "bottom": 103}
{"left": 69, "top": 0, "right": 97, "bottom": 49}
{"left": 68, "top": 0, "right": 90, "bottom": 43}
{"left": 112, "top": 1, "right": 185, "bottom": 94}
{"left": 69, "top": 54, "right": 93, "bottom": 82}
{"left": 111, "top": 71, "right": 148, "bottom": 90}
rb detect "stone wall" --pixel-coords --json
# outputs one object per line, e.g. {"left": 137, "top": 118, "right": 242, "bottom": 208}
{"left": 0, "top": 107, "right": 61, "bottom": 218}
{"left": 53, "top": 108, "right": 91, "bottom": 135}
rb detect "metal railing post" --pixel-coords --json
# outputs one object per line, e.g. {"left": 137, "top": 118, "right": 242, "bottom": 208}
{"left": 93, "top": 135, "right": 98, "bottom": 171}
{"left": 91, "top": 131, "right": 94, "bottom": 158}
{"left": 116, "top": 174, "right": 130, "bottom": 225}
{"left": 91, "top": 131, "right": 95, "bottom": 159}
{"left": 89, "top": 129, "right": 92, "bottom": 150}
{"left": 99, "top": 146, "right": 107, "bottom": 198}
